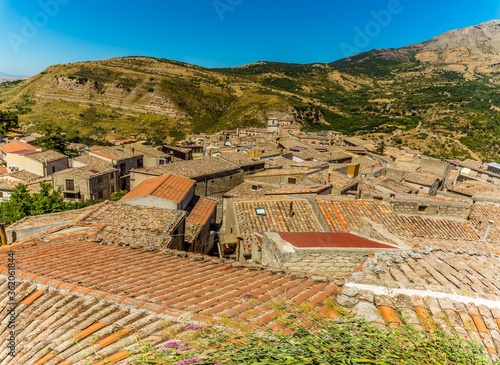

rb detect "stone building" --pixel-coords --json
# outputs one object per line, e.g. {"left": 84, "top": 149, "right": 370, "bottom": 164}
{"left": 89, "top": 146, "right": 144, "bottom": 190}
{"left": 52, "top": 155, "right": 118, "bottom": 200}
{"left": 255, "top": 232, "right": 399, "bottom": 277}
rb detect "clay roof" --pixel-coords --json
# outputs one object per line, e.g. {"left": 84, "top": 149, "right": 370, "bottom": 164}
{"left": 6, "top": 169, "right": 42, "bottom": 182}
{"left": 79, "top": 202, "right": 187, "bottom": 245}
{"left": 0, "top": 275, "right": 184, "bottom": 365}
{"left": 232, "top": 198, "right": 325, "bottom": 247}
{"left": 375, "top": 178, "right": 414, "bottom": 194}
{"left": 121, "top": 174, "right": 195, "bottom": 203}
{"left": 52, "top": 165, "right": 116, "bottom": 179}
{"left": 469, "top": 202, "right": 500, "bottom": 243}
{"left": 134, "top": 156, "right": 240, "bottom": 179}
{"left": 265, "top": 185, "right": 330, "bottom": 195}
{"left": 0, "top": 140, "right": 36, "bottom": 154}
{"left": 0, "top": 236, "right": 339, "bottom": 363}
{"left": 404, "top": 171, "right": 441, "bottom": 186}
{"left": 91, "top": 145, "right": 143, "bottom": 161}
{"left": 218, "top": 152, "right": 263, "bottom": 167}
{"left": 0, "top": 178, "right": 19, "bottom": 191}
{"left": 11, "top": 202, "right": 187, "bottom": 249}
{"left": 248, "top": 167, "right": 316, "bottom": 178}
{"left": 186, "top": 197, "right": 217, "bottom": 226}
{"left": 24, "top": 149, "right": 67, "bottom": 163}
{"left": 309, "top": 170, "right": 358, "bottom": 192}
{"left": 341, "top": 248, "right": 500, "bottom": 355}
{"left": 124, "top": 142, "right": 168, "bottom": 158}
{"left": 316, "top": 198, "right": 480, "bottom": 242}
{"left": 278, "top": 232, "right": 399, "bottom": 249}
{"left": 449, "top": 180, "right": 497, "bottom": 197}
{"left": 73, "top": 154, "right": 117, "bottom": 172}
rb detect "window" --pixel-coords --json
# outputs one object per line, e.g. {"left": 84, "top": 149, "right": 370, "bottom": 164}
{"left": 110, "top": 172, "right": 114, "bottom": 179}
{"left": 65, "top": 179, "right": 75, "bottom": 191}
{"left": 52, "top": 166, "right": 56, "bottom": 173}
{"left": 137, "top": 158, "right": 143, "bottom": 168}
{"left": 288, "top": 177, "right": 297, "bottom": 184}
{"left": 97, "top": 176, "right": 103, "bottom": 184}
{"left": 255, "top": 208, "right": 266, "bottom": 216}
{"left": 111, "top": 185, "right": 115, "bottom": 193}
{"left": 418, "top": 205, "right": 428, "bottom": 213}
{"left": 97, "top": 190, "right": 104, "bottom": 199}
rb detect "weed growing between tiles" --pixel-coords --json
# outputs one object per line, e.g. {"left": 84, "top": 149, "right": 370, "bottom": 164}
{"left": 129, "top": 301, "right": 498, "bottom": 365}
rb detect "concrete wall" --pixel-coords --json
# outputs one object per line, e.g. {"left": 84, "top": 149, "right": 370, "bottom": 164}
{"left": 6, "top": 153, "right": 29, "bottom": 172}
{"left": 121, "top": 196, "right": 178, "bottom": 210}
{"left": 256, "top": 232, "right": 389, "bottom": 277}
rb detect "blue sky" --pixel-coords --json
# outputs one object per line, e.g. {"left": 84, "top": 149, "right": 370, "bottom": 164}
{"left": 1, "top": 0, "right": 499, "bottom": 75}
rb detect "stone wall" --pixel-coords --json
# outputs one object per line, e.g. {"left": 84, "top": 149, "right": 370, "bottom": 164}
{"left": 389, "top": 198, "right": 471, "bottom": 219}
{"left": 257, "top": 232, "right": 394, "bottom": 278}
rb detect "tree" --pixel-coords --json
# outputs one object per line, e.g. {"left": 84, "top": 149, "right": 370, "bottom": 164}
{"left": 36, "top": 133, "right": 68, "bottom": 154}
{"left": 36, "top": 125, "right": 68, "bottom": 153}
{"left": 376, "top": 140, "right": 386, "bottom": 155}
{"left": 0, "top": 111, "right": 19, "bottom": 133}
{"left": 0, "top": 184, "right": 31, "bottom": 224}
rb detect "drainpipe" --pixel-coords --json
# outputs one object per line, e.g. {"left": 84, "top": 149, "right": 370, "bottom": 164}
{"left": 482, "top": 220, "right": 494, "bottom": 242}
{"left": 0, "top": 222, "right": 8, "bottom": 246}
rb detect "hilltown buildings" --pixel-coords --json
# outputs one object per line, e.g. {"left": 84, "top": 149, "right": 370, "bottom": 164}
{"left": 0, "top": 127, "right": 499, "bottom": 361}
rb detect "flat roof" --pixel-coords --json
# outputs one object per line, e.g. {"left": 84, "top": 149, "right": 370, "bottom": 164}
{"left": 278, "top": 232, "right": 399, "bottom": 249}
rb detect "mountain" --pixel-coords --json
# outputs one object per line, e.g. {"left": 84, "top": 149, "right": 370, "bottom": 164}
{"left": 0, "top": 72, "right": 28, "bottom": 83}
{"left": 0, "top": 20, "right": 499, "bottom": 159}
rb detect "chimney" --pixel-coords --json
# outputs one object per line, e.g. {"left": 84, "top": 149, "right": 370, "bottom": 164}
{"left": 0, "top": 222, "right": 8, "bottom": 246}
{"left": 131, "top": 147, "right": 135, "bottom": 155}
{"left": 482, "top": 220, "right": 495, "bottom": 242}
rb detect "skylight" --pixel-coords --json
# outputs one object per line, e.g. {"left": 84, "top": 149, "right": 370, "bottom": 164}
{"left": 255, "top": 208, "right": 266, "bottom": 216}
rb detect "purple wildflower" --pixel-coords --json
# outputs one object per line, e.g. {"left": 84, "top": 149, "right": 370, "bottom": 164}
{"left": 163, "top": 340, "right": 182, "bottom": 349}
{"left": 175, "top": 358, "right": 201, "bottom": 365}
{"left": 240, "top": 292, "right": 252, "bottom": 298}
{"left": 184, "top": 325, "right": 204, "bottom": 331}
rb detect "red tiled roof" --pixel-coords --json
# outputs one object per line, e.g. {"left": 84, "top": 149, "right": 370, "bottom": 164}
{"left": 1, "top": 140, "right": 36, "bottom": 154}
{"left": 0, "top": 275, "right": 184, "bottom": 364}
{"left": 0, "top": 237, "right": 339, "bottom": 328}
{"left": 339, "top": 248, "right": 500, "bottom": 356}
{"left": 317, "top": 198, "right": 480, "bottom": 242}
{"left": 278, "top": 232, "right": 399, "bottom": 249}
{"left": 121, "top": 174, "right": 195, "bottom": 203}
{"left": 186, "top": 197, "right": 217, "bottom": 225}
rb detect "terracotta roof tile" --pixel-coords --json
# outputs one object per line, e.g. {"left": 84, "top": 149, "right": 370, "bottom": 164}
{"left": 91, "top": 145, "right": 144, "bottom": 161}
{"left": 135, "top": 156, "right": 240, "bottom": 180}
{"left": 186, "top": 197, "right": 217, "bottom": 225}
{"left": 121, "top": 173, "right": 195, "bottom": 203}
{"left": 1, "top": 140, "right": 37, "bottom": 154}
{"left": 404, "top": 171, "right": 441, "bottom": 186}
{"left": 25, "top": 149, "right": 67, "bottom": 163}
{"left": 340, "top": 248, "right": 500, "bottom": 357}
{"left": 232, "top": 198, "right": 325, "bottom": 247}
